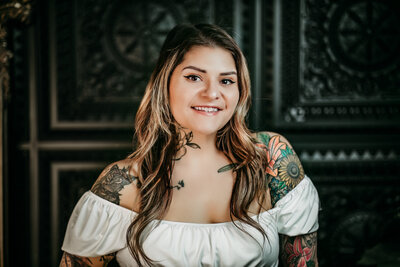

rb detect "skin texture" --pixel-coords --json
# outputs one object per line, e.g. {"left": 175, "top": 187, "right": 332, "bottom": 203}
{"left": 169, "top": 45, "right": 239, "bottom": 138}
{"left": 256, "top": 132, "right": 318, "bottom": 267}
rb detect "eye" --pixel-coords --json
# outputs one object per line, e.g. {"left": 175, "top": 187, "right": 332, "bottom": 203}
{"left": 221, "top": 79, "right": 236, "bottom": 85}
{"left": 184, "top": 75, "right": 201, "bottom": 82}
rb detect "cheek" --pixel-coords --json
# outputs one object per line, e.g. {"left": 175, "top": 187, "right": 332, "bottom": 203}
{"left": 169, "top": 83, "right": 182, "bottom": 113}
{"left": 230, "top": 89, "right": 240, "bottom": 109}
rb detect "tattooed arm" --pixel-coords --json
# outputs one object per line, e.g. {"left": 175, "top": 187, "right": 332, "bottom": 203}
{"left": 280, "top": 232, "right": 318, "bottom": 267}
{"left": 91, "top": 161, "right": 139, "bottom": 206}
{"left": 59, "top": 252, "right": 115, "bottom": 267}
{"left": 256, "top": 132, "right": 318, "bottom": 267}
{"left": 60, "top": 160, "right": 139, "bottom": 266}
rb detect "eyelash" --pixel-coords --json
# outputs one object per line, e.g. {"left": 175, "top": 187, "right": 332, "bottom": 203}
{"left": 184, "top": 75, "right": 201, "bottom": 82}
{"left": 184, "top": 75, "right": 236, "bottom": 85}
{"left": 221, "top": 79, "right": 235, "bottom": 85}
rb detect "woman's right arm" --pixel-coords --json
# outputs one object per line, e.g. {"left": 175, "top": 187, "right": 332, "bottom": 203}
{"left": 59, "top": 252, "right": 115, "bottom": 267}
{"left": 59, "top": 160, "right": 139, "bottom": 267}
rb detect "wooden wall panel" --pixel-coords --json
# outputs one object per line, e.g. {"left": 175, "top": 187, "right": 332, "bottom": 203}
{"left": 274, "top": 0, "right": 400, "bottom": 128}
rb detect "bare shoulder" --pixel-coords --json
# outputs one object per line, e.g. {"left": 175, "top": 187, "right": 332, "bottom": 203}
{"left": 253, "top": 131, "right": 293, "bottom": 148}
{"left": 254, "top": 131, "right": 305, "bottom": 205}
{"left": 91, "top": 158, "right": 140, "bottom": 211}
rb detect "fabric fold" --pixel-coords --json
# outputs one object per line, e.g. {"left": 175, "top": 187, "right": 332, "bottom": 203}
{"left": 273, "top": 176, "right": 320, "bottom": 236}
{"left": 61, "top": 191, "right": 135, "bottom": 257}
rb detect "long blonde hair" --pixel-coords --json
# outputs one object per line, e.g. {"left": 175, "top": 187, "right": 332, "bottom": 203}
{"left": 127, "top": 24, "right": 268, "bottom": 266}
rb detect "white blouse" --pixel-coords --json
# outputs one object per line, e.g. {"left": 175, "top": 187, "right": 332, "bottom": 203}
{"left": 62, "top": 176, "right": 319, "bottom": 267}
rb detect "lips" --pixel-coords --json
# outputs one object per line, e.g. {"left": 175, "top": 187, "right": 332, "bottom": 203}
{"left": 191, "top": 106, "right": 222, "bottom": 113}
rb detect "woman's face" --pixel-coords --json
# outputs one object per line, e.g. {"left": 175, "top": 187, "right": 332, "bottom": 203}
{"left": 169, "top": 45, "right": 240, "bottom": 137}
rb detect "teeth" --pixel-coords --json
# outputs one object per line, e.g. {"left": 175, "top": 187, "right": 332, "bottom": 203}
{"left": 193, "top": 106, "right": 219, "bottom": 112}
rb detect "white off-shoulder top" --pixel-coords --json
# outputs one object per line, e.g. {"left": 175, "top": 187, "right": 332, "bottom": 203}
{"left": 62, "top": 176, "right": 319, "bottom": 267}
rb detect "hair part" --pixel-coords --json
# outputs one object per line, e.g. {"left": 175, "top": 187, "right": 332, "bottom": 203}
{"left": 127, "top": 23, "right": 268, "bottom": 266}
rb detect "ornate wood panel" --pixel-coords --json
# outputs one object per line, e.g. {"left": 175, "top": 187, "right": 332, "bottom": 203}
{"left": 274, "top": 0, "right": 400, "bottom": 128}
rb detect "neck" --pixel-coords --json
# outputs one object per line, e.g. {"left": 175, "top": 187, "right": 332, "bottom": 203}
{"left": 191, "top": 132, "right": 218, "bottom": 153}
{"left": 175, "top": 130, "right": 220, "bottom": 160}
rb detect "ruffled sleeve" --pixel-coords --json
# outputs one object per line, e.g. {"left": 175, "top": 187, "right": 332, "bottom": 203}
{"left": 273, "top": 175, "right": 320, "bottom": 236}
{"left": 61, "top": 191, "right": 135, "bottom": 257}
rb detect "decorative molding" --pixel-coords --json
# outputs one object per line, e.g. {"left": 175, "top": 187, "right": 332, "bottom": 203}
{"left": 316, "top": 185, "right": 400, "bottom": 266}
{"left": 301, "top": 0, "right": 400, "bottom": 100}
{"left": 299, "top": 148, "right": 398, "bottom": 163}
{"left": 283, "top": 103, "right": 400, "bottom": 124}
{"left": 19, "top": 140, "right": 132, "bottom": 150}
{"left": 274, "top": 0, "right": 400, "bottom": 128}
{"left": 0, "top": 0, "right": 32, "bottom": 102}
{"left": 0, "top": 1, "right": 32, "bottom": 266}
{"left": 51, "top": 162, "right": 105, "bottom": 267}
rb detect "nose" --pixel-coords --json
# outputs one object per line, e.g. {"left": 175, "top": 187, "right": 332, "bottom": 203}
{"left": 202, "top": 80, "right": 220, "bottom": 100}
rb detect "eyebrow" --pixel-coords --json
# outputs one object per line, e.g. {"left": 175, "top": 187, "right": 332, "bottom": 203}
{"left": 182, "top": 66, "right": 237, "bottom": 76}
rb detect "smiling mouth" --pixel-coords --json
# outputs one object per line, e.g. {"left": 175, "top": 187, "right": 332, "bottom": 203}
{"left": 192, "top": 106, "right": 221, "bottom": 112}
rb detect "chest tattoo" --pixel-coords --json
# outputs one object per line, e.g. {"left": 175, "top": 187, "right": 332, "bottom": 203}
{"left": 174, "top": 131, "right": 201, "bottom": 161}
{"left": 217, "top": 163, "right": 237, "bottom": 173}
{"left": 169, "top": 180, "right": 185, "bottom": 190}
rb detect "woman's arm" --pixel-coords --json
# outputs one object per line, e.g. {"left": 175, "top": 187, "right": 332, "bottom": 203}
{"left": 60, "top": 160, "right": 139, "bottom": 267}
{"left": 280, "top": 232, "right": 318, "bottom": 267}
{"left": 59, "top": 252, "right": 115, "bottom": 267}
{"left": 256, "top": 132, "right": 319, "bottom": 266}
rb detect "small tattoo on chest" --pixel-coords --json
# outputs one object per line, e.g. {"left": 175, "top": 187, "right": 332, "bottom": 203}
{"left": 169, "top": 180, "right": 185, "bottom": 190}
{"left": 217, "top": 163, "right": 237, "bottom": 173}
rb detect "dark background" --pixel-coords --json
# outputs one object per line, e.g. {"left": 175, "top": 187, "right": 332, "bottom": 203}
{"left": 3, "top": 0, "right": 400, "bottom": 266}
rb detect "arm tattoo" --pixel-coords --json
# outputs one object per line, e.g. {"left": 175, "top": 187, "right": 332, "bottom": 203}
{"left": 60, "top": 252, "right": 92, "bottom": 267}
{"left": 280, "top": 232, "right": 318, "bottom": 267}
{"left": 98, "top": 255, "right": 115, "bottom": 266}
{"left": 91, "top": 164, "right": 137, "bottom": 205}
{"left": 60, "top": 252, "right": 116, "bottom": 267}
{"left": 256, "top": 132, "right": 305, "bottom": 205}
{"left": 169, "top": 180, "right": 185, "bottom": 190}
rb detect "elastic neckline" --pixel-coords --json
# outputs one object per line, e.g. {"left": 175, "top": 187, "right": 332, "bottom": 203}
{"left": 85, "top": 176, "right": 311, "bottom": 227}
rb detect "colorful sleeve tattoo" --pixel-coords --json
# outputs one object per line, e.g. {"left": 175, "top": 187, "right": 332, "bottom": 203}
{"left": 256, "top": 132, "right": 305, "bottom": 206}
{"left": 256, "top": 132, "right": 318, "bottom": 267}
{"left": 280, "top": 232, "right": 318, "bottom": 267}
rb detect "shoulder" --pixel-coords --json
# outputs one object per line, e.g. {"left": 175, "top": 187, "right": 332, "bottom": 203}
{"left": 254, "top": 131, "right": 305, "bottom": 205}
{"left": 253, "top": 131, "right": 291, "bottom": 148}
{"left": 91, "top": 159, "right": 140, "bottom": 211}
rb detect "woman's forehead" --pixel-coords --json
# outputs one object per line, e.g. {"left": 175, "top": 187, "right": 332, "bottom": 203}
{"left": 178, "top": 46, "right": 236, "bottom": 72}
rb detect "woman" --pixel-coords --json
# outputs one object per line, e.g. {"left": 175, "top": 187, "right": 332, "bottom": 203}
{"left": 60, "top": 24, "right": 319, "bottom": 266}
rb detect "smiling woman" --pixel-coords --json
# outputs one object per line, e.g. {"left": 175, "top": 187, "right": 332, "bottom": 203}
{"left": 60, "top": 24, "right": 319, "bottom": 267}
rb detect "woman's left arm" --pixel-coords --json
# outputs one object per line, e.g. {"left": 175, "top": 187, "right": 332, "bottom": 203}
{"left": 256, "top": 132, "right": 319, "bottom": 267}
{"left": 280, "top": 232, "right": 318, "bottom": 267}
